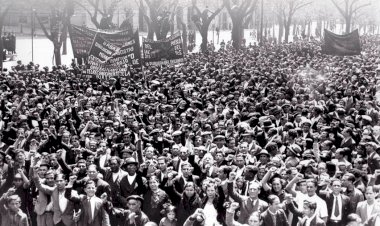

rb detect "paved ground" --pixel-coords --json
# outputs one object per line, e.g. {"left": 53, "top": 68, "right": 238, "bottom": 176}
{"left": 2, "top": 30, "right": 263, "bottom": 69}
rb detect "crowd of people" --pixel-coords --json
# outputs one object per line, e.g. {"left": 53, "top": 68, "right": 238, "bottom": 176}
{"left": 0, "top": 34, "right": 380, "bottom": 226}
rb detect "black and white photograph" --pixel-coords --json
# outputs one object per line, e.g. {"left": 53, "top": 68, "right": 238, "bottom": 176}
{"left": 1, "top": 0, "right": 380, "bottom": 226}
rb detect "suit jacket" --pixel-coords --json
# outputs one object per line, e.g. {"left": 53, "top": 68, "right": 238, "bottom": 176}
{"left": 101, "top": 169, "right": 128, "bottom": 207}
{"left": 33, "top": 176, "right": 76, "bottom": 226}
{"left": 356, "top": 201, "right": 380, "bottom": 223}
{"left": 320, "top": 192, "right": 351, "bottom": 224}
{"left": 297, "top": 216, "right": 326, "bottom": 226}
{"left": 34, "top": 181, "right": 53, "bottom": 215}
{"left": 119, "top": 173, "right": 147, "bottom": 207}
{"left": 112, "top": 208, "right": 149, "bottom": 226}
{"left": 64, "top": 187, "right": 110, "bottom": 226}
{"left": 227, "top": 181, "right": 268, "bottom": 224}
{"left": 173, "top": 175, "right": 200, "bottom": 194}
{"left": 340, "top": 137, "right": 356, "bottom": 150}
{"left": 261, "top": 209, "right": 289, "bottom": 226}
{"left": 172, "top": 155, "right": 201, "bottom": 176}
{"left": 367, "top": 152, "right": 380, "bottom": 174}
{"left": 143, "top": 189, "right": 171, "bottom": 223}
{"left": 0, "top": 204, "right": 28, "bottom": 226}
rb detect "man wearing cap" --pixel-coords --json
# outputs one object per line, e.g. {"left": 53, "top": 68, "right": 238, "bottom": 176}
{"left": 99, "top": 156, "right": 128, "bottom": 209}
{"left": 120, "top": 157, "right": 146, "bottom": 207}
{"left": 209, "top": 135, "right": 228, "bottom": 155}
{"left": 112, "top": 195, "right": 149, "bottom": 226}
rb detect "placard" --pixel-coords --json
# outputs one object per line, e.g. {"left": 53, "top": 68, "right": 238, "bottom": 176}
{"left": 142, "top": 32, "right": 184, "bottom": 66}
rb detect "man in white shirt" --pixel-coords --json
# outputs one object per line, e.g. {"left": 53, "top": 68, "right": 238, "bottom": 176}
{"left": 305, "top": 179, "right": 328, "bottom": 222}
{"left": 356, "top": 186, "right": 380, "bottom": 223}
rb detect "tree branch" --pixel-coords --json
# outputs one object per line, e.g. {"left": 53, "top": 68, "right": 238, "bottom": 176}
{"left": 352, "top": 3, "right": 370, "bottom": 14}
{"left": 35, "top": 12, "right": 53, "bottom": 41}
{"left": 331, "top": 0, "right": 346, "bottom": 17}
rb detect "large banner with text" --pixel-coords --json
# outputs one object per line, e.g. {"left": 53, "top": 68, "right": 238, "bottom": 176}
{"left": 69, "top": 25, "right": 133, "bottom": 58}
{"left": 85, "top": 31, "right": 141, "bottom": 79}
{"left": 142, "top": 32, "right": 184, "bottom": 66}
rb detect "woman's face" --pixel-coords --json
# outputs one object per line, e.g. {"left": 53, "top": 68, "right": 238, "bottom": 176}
{"left": 303, "top": 205, "right": 312, "bottom": 216}
{"left": 248, "top": 215, "right": 260, "bottom": 226}
{"left": 149, "top": 179, "right": 159, "bottom": 190}
{"left": 167, "top": 211, "right": 175, "bottom": 221}
{"left": 206, "top": 186, "right": 216, "bottom": 199}
{"left": 184, "top": 185, "right": 195, "bottom": 197}
{"left": 272, "top": 179, "right": 282, "bottom": 192}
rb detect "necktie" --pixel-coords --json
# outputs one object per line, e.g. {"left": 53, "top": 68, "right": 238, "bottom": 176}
{"left": 334, "top": 196, "right": 339, "bottom": 217}
{"left": 88, "top": 198, "right": 93, "bottom": 223}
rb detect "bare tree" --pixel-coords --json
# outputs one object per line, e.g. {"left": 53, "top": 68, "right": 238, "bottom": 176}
{"left": 0, "top": 0, "right": 14, "bottom": 69}
{"left": 33, "top": 0, "right": 74, "bottom": 66}
{"left": 192, "top": 0, "right": 223, "bottom": 53}
{"left": 275, "top": 0, "right": 311, "bottom": 43}
{"left": 140, "top": 0, "right": 178, "bottom": 40}
{"left": 120, "top": 7, "right": 133, "bottom": 31}
{"left": 224, "top": 0, "right": 258, "bottom": 49}
{"left": 75, "top": 0, "right": 121, "bottom": 29}
{"left": 331, "top": 0, "right": 370, "bottom": 34}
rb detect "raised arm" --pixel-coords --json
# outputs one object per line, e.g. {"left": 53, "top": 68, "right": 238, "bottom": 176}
{"left": 32, "top": 166, "right": 55, "bottom": 195}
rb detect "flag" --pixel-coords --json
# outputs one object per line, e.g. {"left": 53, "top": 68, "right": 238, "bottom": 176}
{"left": 322, "top": 29, "right": 361, "bottom": 56}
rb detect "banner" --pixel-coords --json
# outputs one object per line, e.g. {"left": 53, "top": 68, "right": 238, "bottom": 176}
{"left": 142, "top": 32, "right": 184, "bottom": 66}
{"left": 85, "top": 31, "right": 141, "bottom": 79}
{"left": 69, "top": 25, "right": 132, "bottom": 58}
{"left": 322, "top": 29, "right": 361, "bottom": 56}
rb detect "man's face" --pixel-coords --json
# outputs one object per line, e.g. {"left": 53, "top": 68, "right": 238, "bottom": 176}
{"left": 332, "top": 180, "right": 342, "bottom": 194}
{"left": 182, "top": 165, "right": 191, "bottom": 177}
{"left": 179, "top": 149, "right": 188, "bottom": 160}
{"left": 109, "top": 160, "right": 119, "bottom": 173}
{"left": 127, "top": 164, "right": 137, "bottom": 174}
{"left": 8, "top": 199, "right": 21, "bottom": 212}
{"left": 45, "top": 173, "right": 55, "bottom": 187}
{"left": 84, "top": 183, "right": 96, "bottom": 197}
{"left": 236, "top": 157, "right": 245, "bottom": 167}
{"left": 128, "top": 200, "right": 140, "bottom": 212}
{"left": 56, "top": 176, "right": 66, "bottom": 190}
{"left": 157, "top": 159, "right": 167, "bottom": 171}
{"left": 306, "top": 182, "right": 316, "bottom": 196}
{"left": 248, "top": 183, "right": 260, "bottom": 198}
{"left": 38, "top": 166, "right": 48, "bottom": 178}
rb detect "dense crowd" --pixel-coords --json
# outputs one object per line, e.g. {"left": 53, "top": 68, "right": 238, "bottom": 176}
{"left": 0, "top": 35, "right": 380, "bottom": 226}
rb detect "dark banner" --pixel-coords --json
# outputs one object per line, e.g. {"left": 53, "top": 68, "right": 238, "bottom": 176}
{"left": 69, "top": 25, "right": 132, "bottom": 58}
{"left": 322, "top": 29, "right": 361, "bottom": 56}
{"left": 142, "top": 32, "right": 184, "bottom": 66}
{"left": 85, "top": 31, "right": 141, "bottom": 79}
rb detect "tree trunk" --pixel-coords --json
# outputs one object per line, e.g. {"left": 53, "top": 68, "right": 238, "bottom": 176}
{"left": 0, "top": 33, "right": 3, "bottom": 70}
{"left": 54, "top": 43, "right": 62, "bottom": 66}
{"left": 0, "top": 23, "right": 3, "bottom": 69}
{"left": 278, "top": 17, "right": 284, "bottom": 43}
{"left": 182, "top": 25, "right": 188, "bottom": 55}
{"left": 200, "top": 28, "right": 208, "bottom": 53}
{"left": 231, "top": 18, "right": 243, "bottom": 49}
{"left": 62, "top": 39, "right": 67, "bottom": 55}
{"left": 284, "top": 22, "right": 290, "bottom": 43}
{"left": 345, "top": 16, "right": 351, "bottom": 34}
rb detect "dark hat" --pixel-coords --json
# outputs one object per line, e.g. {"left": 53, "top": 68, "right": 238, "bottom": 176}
{"left": 257, "top": 149, "right": 270, "bottom": 157}
{"left": 172, "top": 131, "right": 182, "bottom": 137}
{"left": 288, "top": 144, "right": 302, "bottom": 157}
{"left": 149, "top": 129, "right": 160, "bottom": 136}
{"left": 213, "top": 135, "right": 225, "bottom": 141}
{"left": 262, "top": 120, "right": 274, "bottom": 129}
{"left": 126, "top": 195, "right": 144, "bottom": 203}
{"left": 124, "top": 157, "right": 138, "bottom": 166}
